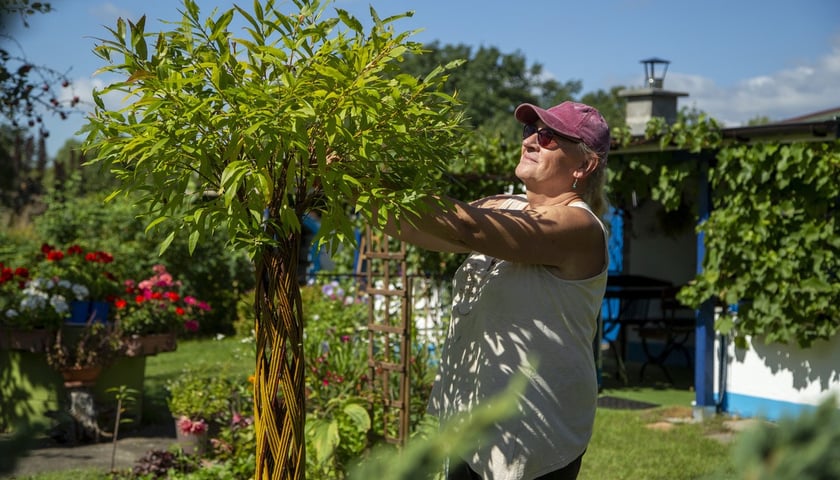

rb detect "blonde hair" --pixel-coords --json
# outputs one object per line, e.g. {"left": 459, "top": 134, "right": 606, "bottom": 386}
{"left": 576, "top": 143, "right": 609, "bottom": 219}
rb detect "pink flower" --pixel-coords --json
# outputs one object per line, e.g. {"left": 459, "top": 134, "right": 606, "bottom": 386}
{"left": 177, "top": 416, "right": 208, "bottom": 435}
{"left": 184, "top": 319, "right": 200, "bottom": 332}
{"left": 155, "top": 273, "right": 173, "bottom": 287}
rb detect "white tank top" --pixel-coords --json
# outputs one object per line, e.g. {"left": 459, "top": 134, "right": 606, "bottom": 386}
{"left": 429, "top": 196, "right": 608, "bottom": 480}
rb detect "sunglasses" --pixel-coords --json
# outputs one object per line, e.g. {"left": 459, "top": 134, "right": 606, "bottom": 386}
{"left": 522, "top": 123, "right": 575, "bottom": 149}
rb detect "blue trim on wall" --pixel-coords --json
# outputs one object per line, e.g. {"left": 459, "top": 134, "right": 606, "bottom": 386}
{"left": 723, "top": 392, "right": 820, "bottom": 422}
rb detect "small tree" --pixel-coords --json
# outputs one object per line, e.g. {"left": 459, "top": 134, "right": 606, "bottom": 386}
{"left": 82, "top": 0, "right": 463, "bottom": 478}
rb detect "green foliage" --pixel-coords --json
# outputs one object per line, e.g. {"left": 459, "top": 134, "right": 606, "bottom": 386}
{"left": 301, "top": 279, "right": 371, "bottom": 478}
{"left": 609, "top": 112, "right": 723, "bottom": 218}
{"left": 79, "top": 9, "right": 466, "bottom": 470}
{"left": 732, "top": 395, "right": 840, "bottom": 480}
{"left": 166, "top": 368, "right": 234, "bottom": 422}
{"left": 82, "top": 0, "right": 465, "bottom": 261}
{"left": 680, "top": 141, "right": 840, "bottom": 347}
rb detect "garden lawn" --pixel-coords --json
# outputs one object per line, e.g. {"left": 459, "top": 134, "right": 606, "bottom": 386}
{"left": 141, "top": 335, "right": 255, "bottom": 424}
{"left": 581, "top": 407, "right": 738, "bottom": 479}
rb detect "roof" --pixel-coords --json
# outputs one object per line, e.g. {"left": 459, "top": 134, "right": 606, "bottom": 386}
{"left": 776, "top": 106, "right": 840, "bottom": 123}
{"left": 611, "top": 109, "right": 840, "bottom": 155}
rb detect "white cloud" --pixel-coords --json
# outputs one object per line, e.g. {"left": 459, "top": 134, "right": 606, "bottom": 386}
{"left": 668, "top": 38, "right": 840, "bottom": 125}
{"left": 91, "top": 2, "right": 136, "bottom": 23}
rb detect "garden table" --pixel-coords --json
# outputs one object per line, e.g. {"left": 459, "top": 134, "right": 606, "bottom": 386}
{"left": 599, "top": 274, "right": 688, "bottom": 384}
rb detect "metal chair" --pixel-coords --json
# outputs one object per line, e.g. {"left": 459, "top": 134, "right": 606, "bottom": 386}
{"left": 635, "top": 286, "right": 694, "bottom": 383}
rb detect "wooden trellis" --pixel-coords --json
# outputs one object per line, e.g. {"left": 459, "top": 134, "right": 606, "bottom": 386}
{"left": 358, "top": 227, "right": 411, "bottom": 445}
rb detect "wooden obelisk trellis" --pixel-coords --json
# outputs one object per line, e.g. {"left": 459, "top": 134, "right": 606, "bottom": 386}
{"left": 358, "top": 227, "right": 411, "bottom": 445}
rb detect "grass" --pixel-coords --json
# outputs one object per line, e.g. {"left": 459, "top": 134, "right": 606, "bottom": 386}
{"left": 583, "top": 353, "right": 739, "bottom": 479}
{"left": 141, "top": 335, "right": 255, "bottom": 424}
{"left": 11, "top": 337, "right": 745, "bottom": 480}
{"left": 582, "top": 406, "right": 737, "bottom": 479}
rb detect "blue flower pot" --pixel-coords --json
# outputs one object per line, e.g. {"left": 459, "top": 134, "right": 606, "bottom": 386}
{"left": 66, "top": 301, "right": 110, "bottom": 325}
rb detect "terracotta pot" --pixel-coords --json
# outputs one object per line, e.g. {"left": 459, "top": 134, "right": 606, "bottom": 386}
{"left": 123, "top": 332, "right": 177, "bottom": 357}
{"left": 59, "top": 365, "right": 103, "bottom": 388}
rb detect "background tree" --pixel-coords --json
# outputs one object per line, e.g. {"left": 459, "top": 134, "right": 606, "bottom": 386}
{"left": 0, "top": 0, "right": 85, "bottom": 225}
{"left": 0, "top": 1, "right": 80, "bottom": 134}
{"left": 82, "top": 0, "right": 464, "bottom": 478}
{"left": 0, "top": 126, "right": 49, "bottom": 224}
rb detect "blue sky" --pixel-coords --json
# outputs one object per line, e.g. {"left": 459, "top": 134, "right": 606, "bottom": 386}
{"left": 4, "top": 0, "right": 840, "bottom": 156}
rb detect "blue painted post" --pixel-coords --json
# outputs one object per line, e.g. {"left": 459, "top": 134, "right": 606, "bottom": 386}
{"left": 695, "top": 158, "right": 716, "bottom": 417}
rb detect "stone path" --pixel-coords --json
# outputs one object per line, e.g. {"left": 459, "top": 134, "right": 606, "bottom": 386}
{"left": 0, "top": 424, "right": 175, "bottom": 478}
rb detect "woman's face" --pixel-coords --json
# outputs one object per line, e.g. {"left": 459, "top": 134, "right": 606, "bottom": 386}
{"left": 515, "top": 121, "right": 585, "bottom": 193}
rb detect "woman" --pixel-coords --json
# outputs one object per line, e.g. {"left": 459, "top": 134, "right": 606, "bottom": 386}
{"left": 385, "top": 101, "right": 610, "bottom": 480}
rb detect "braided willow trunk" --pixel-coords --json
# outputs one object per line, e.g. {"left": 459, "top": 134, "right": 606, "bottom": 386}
{"left": 253, "top": 242, "right": 305, "bottom": 480}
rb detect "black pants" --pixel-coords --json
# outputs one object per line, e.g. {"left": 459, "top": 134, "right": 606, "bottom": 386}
{"left": 446, "top": 452, "right": 584, "bottom": 480}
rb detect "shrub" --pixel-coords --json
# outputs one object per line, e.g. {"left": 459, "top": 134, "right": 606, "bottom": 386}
{"left": 166, "top": 369, "right": 233, "bottom": 425}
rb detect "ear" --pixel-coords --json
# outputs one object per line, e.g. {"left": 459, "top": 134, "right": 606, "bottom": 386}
{"left": 573, "top": 154, "right": 599, "bottom": 180}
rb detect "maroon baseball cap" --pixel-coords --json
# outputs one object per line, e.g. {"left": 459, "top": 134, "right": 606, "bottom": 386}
{"left": 514, "top": 101, "right": 610, "bottom": 160}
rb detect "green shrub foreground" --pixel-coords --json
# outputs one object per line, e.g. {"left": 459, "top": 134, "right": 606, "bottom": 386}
{"left": 12, "top": 330, "right": 840, "bottom": 480}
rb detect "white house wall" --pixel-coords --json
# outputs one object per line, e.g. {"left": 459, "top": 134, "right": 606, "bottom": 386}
{"left": 715, "top": 333, "right": 840, "bottom": 421}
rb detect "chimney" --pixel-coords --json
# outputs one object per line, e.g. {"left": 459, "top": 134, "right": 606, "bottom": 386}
{"left": 618, "top": 58, "right": 688, "bottom": 136}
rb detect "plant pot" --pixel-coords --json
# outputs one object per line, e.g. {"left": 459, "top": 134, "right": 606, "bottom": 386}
{"left": 123, "top": 332, "right": 178, "bottom": 357}
{"left": 0, "top": 328, "right": 54, "bottom": 353}
{"left": 66, "top": 301, "right": 110, "bottom": 325}
{"left": 174, "top": 417, "right": 209, "bottom": 456}
{"left": 59, "top": 365, "right": 103, "bottom": 388}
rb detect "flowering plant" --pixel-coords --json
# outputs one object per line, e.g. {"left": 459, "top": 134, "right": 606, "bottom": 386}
{"left": 2, "top": 276, "right": 89, "bottom": 329}
{"left": 115, "top": 264, "right": 211, "bottom": 336}
{"left": 34, "top": 244, "right": 120, "bottom": 301}
{"left": 1, "top": 244, "right": 121, "bottom": 329}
